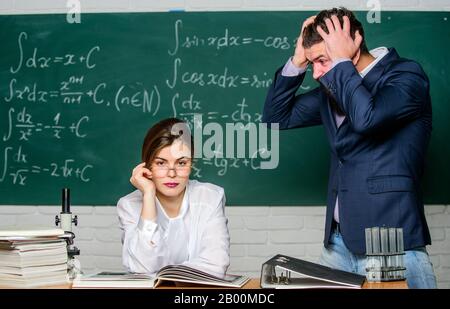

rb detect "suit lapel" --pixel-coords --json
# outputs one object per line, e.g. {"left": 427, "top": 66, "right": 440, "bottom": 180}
{"left": 362, "top": 48, "right": 399, "bottom": 90}
{"left": 320, "top": 84, "right": 337, "bottom": 134}
{"left": 323, "top": 48, "right": 400, "bottom": 137}
{"left": 327, "top": 97, "right": 337, "bottom": 133}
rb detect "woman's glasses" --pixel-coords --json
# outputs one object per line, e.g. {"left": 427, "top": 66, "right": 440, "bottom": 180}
{"left": 151, "top": 159, "right": 192, "bottom": 177}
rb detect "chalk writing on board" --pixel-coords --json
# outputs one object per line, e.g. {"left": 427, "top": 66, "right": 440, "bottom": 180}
{"left": 1, "top": 21, "right": 315, "bottom": 188}
{"left": 0, "top": 146, "right": 92, "bottom": 185}
{"left": 171, "top": 94, "right": 261, "bottom": 124}
{"left": 168, "top": 19, "right": 293, "bottom": 56}
{"left": 196, "top": 149, "right": 267, "bottom": 177}
{"left": 166, "top": 58, "right": 272, "bottom": 89}
{"left": 5, "top": 78, "right": 161, "bottom": 114}
{"left": 10, "top": 32, "right": 100, "bottom": 74}
{"left": 3, "top": 107, "right": 89, "bottom": 141}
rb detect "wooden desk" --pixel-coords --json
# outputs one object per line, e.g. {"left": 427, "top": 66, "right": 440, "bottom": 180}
{"left": 362, "top": 280, "right": 408, "bottom": 289}
{"left": 1, "top": 278, "right": 407, "bottom": 289}
{"left": 155, "top": 279, "right": 407, "bottom": 289}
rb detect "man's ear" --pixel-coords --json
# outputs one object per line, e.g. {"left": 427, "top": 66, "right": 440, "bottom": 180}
{"left": 352, "top": 49, "right": 361, "bottom": 66}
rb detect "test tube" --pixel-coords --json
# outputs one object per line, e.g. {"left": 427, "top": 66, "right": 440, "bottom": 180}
{"left": 371, "top": 227, "right": 380, "bottom": 254}
{"left": 388, "top": 228, "right": 397, "bottom": 279}
{"left": 388, "top": 228, "right": 397, "bottom": 277}
{"left": 365, "top": 228, "right": 373, "bottom": 255}
{"left": 388, "top": 228, "right": 397, "bottom": 253}
{"left": 397, "top": 228, "right": 404, "bottom": 270}
{"left": 380, "top": 227, "right": 389, "bottom": 270}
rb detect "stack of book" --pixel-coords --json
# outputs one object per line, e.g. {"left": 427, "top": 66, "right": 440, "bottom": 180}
{"left": 0, "top": 227, "right": 69, "bottom": 288}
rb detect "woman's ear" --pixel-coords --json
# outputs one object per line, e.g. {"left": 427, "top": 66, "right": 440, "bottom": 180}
{"left": 144, "top": 163, "right": 152, "bottom": 179}
{"left": 352, "top": 49, "right": 361, "bottom": 66}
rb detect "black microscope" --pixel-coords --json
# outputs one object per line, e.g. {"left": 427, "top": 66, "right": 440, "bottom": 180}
{"left": 55, "top": 188, "right": 82, "bottom": 279}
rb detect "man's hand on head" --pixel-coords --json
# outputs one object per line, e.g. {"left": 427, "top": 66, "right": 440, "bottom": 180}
{"left": 292, "top": 15, "right": 316, "bottom": 69}
{"left": 316, "top": 15, "right": 363, "bottom": 62}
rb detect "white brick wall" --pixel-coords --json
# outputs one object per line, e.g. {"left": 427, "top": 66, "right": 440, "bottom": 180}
{"left": 0, "top": 205, "right": 449, "bottom": 288}
{"left": 1, "top": 0, "right": 449, "bottom": 289}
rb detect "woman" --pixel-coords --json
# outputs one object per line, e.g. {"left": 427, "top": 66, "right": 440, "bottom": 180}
{"left": 117, "top": 118, "right": 230, "bottom": 276}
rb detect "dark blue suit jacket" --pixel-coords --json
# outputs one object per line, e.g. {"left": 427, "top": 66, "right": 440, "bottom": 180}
{"left": 263, "top": 48, "right": 432, "bottom": 254}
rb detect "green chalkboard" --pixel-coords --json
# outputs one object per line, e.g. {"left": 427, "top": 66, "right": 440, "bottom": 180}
{"left": 0, "top": 12, "right": 449, "bottom": 206}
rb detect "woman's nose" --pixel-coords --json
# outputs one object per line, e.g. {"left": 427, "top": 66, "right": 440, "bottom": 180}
{"left": 167, "top": 168, "right": 176, "bottom": 177}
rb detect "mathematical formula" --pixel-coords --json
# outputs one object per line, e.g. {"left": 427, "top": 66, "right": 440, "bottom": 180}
{"left": 168, "top": 19, "right": 295, "bottom": 56}
{"left": 1, "top": 146, "right": 92, "bottom": 185}
{"left": 0, "top": 20, "right": 300, "bottom": 188}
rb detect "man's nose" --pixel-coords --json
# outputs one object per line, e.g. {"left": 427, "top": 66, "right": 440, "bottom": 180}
{"left": 312, "top": 67, "right": 323, "bottom": 80}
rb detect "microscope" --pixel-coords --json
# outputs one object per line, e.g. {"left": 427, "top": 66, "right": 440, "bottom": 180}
{"left": 55, "top": 188, "right": 82, "bottom": 279}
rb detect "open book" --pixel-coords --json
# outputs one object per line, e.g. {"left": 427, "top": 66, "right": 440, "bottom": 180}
{"left": 73, "top": 265, "right": 250, "bottom": 288}
{"left": 72, "top": 272, "right": 155, "bottom": 288}
{"left": 154, "top": 265, "right": 249, "bottom": 288}
{"left": 260, "top": 254, "right": 365, "bottom": 289}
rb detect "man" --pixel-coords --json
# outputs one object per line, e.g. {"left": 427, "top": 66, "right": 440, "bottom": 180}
{"left": 263, "top": 8, "right": 436, "bottom": 288}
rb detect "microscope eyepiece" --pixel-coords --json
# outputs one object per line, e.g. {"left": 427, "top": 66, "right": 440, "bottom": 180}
{"left": 62, "top": 188, "right": 70, "bottom": 214}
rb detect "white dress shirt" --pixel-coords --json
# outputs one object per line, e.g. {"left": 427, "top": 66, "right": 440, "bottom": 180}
{"left": 117, "top": 179, "right": 230, "bottom": 276}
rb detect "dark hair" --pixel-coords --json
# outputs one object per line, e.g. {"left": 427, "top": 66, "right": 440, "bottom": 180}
{"left": 302, "top": 7, "right": 369, "bottom": 53}
{"left": 141, "top": 118, "right": 194, "bottom": 166}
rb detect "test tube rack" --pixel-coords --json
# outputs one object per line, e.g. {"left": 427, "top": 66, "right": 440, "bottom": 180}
{"left": 365, "top": 227, "right": 406, "bottom": 282}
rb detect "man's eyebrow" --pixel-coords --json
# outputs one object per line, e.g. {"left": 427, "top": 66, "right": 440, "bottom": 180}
{"left": 312, "top": 54, "right": 327, "bottom": 62}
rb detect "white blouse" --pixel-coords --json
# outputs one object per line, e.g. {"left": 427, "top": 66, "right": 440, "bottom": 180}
{"left": 117, "top": 180, "right": 230, "bottom": 276}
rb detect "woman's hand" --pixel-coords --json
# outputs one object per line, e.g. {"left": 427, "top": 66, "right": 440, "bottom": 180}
{"left": 130, "top": 162, "right": 156, "bottom": 196}
{"left": 131, "top": 163, "right": 157, "bottom": 222}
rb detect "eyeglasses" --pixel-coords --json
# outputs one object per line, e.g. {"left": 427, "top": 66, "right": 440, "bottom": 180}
{"left": 151, "top": 159, "right": 192, "bottom": 177}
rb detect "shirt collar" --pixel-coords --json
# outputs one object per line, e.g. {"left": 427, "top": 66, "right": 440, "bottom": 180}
{"left": 359, "top": 46, "right": 389, "bottom": 78}
{"left": 155, "top": 181, "right": 190, "bottom": 229}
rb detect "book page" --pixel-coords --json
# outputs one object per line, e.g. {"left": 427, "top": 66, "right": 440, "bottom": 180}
{"left": 0, "top": 227, "right": 65, "bottom": 238}
{"left": 155, "top": 265, "right": 249, "bottom": 287}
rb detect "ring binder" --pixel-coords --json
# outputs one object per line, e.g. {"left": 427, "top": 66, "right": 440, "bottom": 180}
{"left": 260, "top": 254, "right": 365, "bottom": 289}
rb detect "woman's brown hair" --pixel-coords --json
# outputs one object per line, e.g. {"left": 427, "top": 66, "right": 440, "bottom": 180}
{"left": 141, "top": 118, "right": 194, "bottom": 166}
